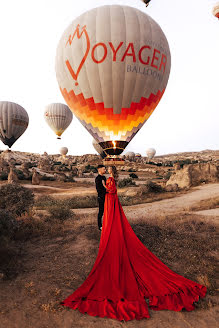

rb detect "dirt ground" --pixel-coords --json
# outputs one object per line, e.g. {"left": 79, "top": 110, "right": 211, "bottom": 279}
{"left": 0, "top": 183, "right": 218, "bottom": 328}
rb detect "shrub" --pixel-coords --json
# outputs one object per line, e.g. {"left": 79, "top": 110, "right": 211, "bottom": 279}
{"left": 128, "top": 168, "right": 136, "bottom": 172}
{"left": 47, "top": 205, "right": 73, "bottom": 221}
{"left": 15, "top": 169, "right": 25, "bottom": 180}
{"left": 0, "top": 172, "right": 8, "bottom": 180}
{"left": 28, "top": 162, "right": 37, "bottom": 168}
{"left": 65, "top": 176, "right": 75, "bottom": 182}
{"left": 41, "top": 175, "right": 55, "bottom": 181}
{"left": 144, "top": 180, "right": 163, "bottom": 193}
{"left": 35, "top": 195, "right": 56, "bottom": 208}
{"left": 65, "top": 195, "right": 98, "bottom": 209}
{"left": 0, "top": 184, "right": 34, "bottom": 217}
{"left": 165, "top": 171, "right": 172, "bottom": 180}
{"left": 129, "top": 173, "right": 138, "bottom": 179}
{"left": 0, "top": 209, "right": 17, "bottom": 239}
{"left": 118, "top": 178, "right": 136, "bottom": 188}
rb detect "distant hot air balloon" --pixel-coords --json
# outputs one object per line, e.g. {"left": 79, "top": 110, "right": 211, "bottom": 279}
{"left": 135, "top": 153, "right": 142, "bottom": 157}
{"left": 213, "top": 3, "right": 219, "bottom": 18}
{"left": 55, "top": 5, "right": 171, "bottom": 155}
{"left": 60, "top": 147, "right": 68, "bottom": 156}
{"left": 92, "top": 139, "right": 107, "bottom": 159}
{"left": 142, "top": 0, "right": 151, "bottom": 7}
{"left": 44, "top": 103, "right": 73, "bottom": 139}
{"left": 0, "top": 101, "right": 29, "bottom": 148}
{"left": 146, "top": 148, "right": 156, "bottom": 159}
{"left": 125, "top": 151, "right": 135, "bottom": 159}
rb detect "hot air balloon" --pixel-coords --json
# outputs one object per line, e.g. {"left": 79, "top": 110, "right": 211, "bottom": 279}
{"left": 60, "top": 147, "right": 68, "bottom": 156}
{"left": 125, "top": 151, "right": 135, "bottom": 159}
{"left": 213, "top": 3, "right": 219, "bottom": 18}
{"left": 0, "top": 101, "right": 29, "bottom": 148}
{"left": 55, "top": 5, "right": 171, "bottom": 156}
{"left": 135, "top": 153, "right": 142, "bottom": 157}
{"left": 146, "top": 148, "right": 156, "bottom": 159}
{"left": 142, "top": 0, "right": 151, "bottom": 7}
{"left": 92, "top": 139, "right": 107, "bottom": 159}
{"left": 44, "top": 103, "right": 73, "bottom": 139}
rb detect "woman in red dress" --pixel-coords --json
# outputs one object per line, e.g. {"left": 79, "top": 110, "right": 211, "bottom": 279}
{"left": 60, "top": 166, "right": 207, "bottom": 321}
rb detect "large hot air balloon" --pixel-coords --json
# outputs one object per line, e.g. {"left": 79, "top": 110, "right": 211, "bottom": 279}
{"left": 60, "top": 146, "right": 68, "bottom": 156}
{"left": 55, "top": 5, "right": 171, "bottom": 155}
{"left": 146, "top": 148, "right": 156, "bottom": 159}
{"left": 0, "top": 101, "right": 29, "bottom": 148}
{"left": 213, "top": 3, "right": 219, "bottom": 18}
{"left": 44, "top": 103, "right": 73, "bottom": 139}
{"left": 92, "top": 139, "right": 107, "bottom": 159}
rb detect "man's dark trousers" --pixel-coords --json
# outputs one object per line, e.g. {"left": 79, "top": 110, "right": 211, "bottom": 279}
{"left": 98, "top": 195, "right": 105, "bottom": 228}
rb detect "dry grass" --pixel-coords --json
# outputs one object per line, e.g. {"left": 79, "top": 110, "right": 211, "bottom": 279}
{"left": 35, "top": 189, "right": 188, "bottom": 210}
{"left": 188, "top": 196, "right": 219, "bottom": 212}
{"left": 0, "top": 210, "right": 217, "bottom": 328}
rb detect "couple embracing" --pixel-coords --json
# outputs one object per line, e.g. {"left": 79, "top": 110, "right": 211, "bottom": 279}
{"left": 60, "top": 164, "right": 207, "bottom": 321}
{"left": 95, "top": 164, "right": 118, "bottom": 231}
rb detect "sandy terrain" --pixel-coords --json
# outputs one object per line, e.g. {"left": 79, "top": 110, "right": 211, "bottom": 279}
{"left": 0, "top": 183, "right": 218, "bottom": 328}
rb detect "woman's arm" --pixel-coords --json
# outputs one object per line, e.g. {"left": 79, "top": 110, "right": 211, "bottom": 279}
{"left": 102, "top": 180, "right": 109, "bottom": 191}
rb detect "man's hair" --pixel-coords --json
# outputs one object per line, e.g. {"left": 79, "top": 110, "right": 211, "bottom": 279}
{"left": 97, "top": 164, "right": 105, "bottom": 169}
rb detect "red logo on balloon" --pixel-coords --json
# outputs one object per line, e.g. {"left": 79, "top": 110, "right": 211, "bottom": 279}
{"left": 65, "top": 24, "right": 90, "bottom": 86}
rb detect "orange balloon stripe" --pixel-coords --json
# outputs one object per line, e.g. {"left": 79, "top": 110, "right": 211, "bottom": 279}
{"left": 61, "top": 87, "right": 164, "bottom": 135}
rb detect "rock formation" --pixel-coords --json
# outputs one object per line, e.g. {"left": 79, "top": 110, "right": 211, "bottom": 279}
{"left": 8, "top": 166, "right": 18, "bottom": 183}
{"left": 166, "top": 163, "right": 219, "bottom": 189}
{"left": 32, "top": 169, "right": 40, "bottom": 185}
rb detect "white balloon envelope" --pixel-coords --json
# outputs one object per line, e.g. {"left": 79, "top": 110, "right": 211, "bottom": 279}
{"left": 146, "top": 148, "right": 156, "bottom": 159}
{"left": 55, "top": 5, "right": 171, "bottom": 154}
{"left": 125, "top": 151, "right": 135, "bottom": 158}
{"left": 0, "top": 101, "right": 29, "bottom": 148}
{"left": 44, "top": 103, "right": 73, "bottom": 139}
{"left": 60, "top": 147, "right": 68, "bottom": 156}
{"left": 92, "top": 139, "right": 107, "bottom": 158}
{"left": 213, "top": 3, "right": 219, "bottom": 18}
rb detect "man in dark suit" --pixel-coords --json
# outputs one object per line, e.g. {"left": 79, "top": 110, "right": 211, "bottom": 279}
{"left": 95, "top": 164, "right": 106, "bottom": 231}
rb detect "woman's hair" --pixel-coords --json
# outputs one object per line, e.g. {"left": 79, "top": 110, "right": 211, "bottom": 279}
{"left": 110, "top": 165, "right": 119, "bottom": 184}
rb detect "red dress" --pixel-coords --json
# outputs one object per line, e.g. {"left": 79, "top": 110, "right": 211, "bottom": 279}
{"left": 60, "top": 177, "right": 207, "bottom": 321}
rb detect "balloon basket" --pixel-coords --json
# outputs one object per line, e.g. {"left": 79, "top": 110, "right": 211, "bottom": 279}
{"left": 103, "top": 156, "right": 125, "bottom": 166}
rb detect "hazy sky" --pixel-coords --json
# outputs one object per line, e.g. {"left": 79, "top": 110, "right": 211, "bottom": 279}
{"left": 0, "top": 0, "right": 218, "bottom": 156}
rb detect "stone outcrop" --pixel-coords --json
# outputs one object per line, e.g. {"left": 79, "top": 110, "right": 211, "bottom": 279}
{"left": 32, "top": 169, "right": 40, "bottom": 185}
{"left": 173, "top": 162, "right": 181, "bottom": 171}
{"left": 38, "top": 158, "right": 51, "bottom": 171}
{"left": 166, "top": 163, "right": 219, "bottom": 189}
{"left": 165, "top": 183, "right": 179, "bottom": 192}
{"left": 20, "top": 162, "right": 30, "bottom": 179}
{"left": 8, "top": 167, "right": 18, "bottom": 183}
{"left": 54, "top": 172, "right": 66, "bottom": 182}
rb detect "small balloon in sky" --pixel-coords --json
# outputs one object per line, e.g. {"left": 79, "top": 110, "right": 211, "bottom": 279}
{"left": 44, "top": 103, "right": 73, "bottom": 139}
{"left": 212, "top": 3, "right": 219, "bottom": 19}
{"left": 55, "top": 5, "right": 171, "bottom": 155}
{"left": 0, "top": 101, "right": 29, "bottom": 148}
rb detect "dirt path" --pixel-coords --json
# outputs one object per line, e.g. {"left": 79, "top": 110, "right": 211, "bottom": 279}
{"left": 73, "top": 183, "right": 219, "bottom": 223}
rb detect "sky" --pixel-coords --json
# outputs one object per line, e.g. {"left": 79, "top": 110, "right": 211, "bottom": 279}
{"left": 0, "top": 0, "right": 218, "bottom": 156}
